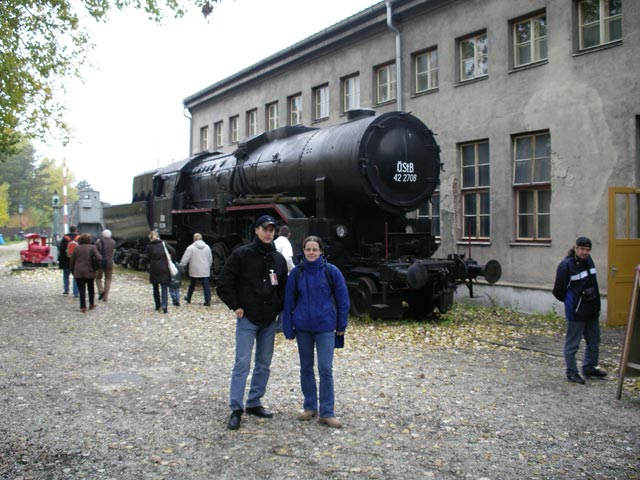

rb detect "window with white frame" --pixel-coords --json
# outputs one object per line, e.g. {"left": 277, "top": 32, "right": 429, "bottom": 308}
{"left": 246, "top": 109, "right": 257, "bottom": 137}
{"left": 288, "top": 94, "right": 302, "bottom": 126}
{"left": 415, "top": 48, "right": 438, "bottom": 93}
{"left": 266, "top": 102, "right": 278, "bottom": 131}
{"left": 459, "top": 32, "right": 488, "bottom": 81}
{"left": 578, "top": 0, "right": 622, "bottom": 50}
{"left": 229, "top": 115, "right": 239, "bottom": 144}
{"left": 199, "top": 126, "right": 209, "bottom": 152}
{"left": 513, "top": 132, "right": 551, "bottom": 241}
{"left": 418, "top": 189, "right": 441, "bottom": 237}
{"left": 214, "top": 121, "right": 223, "bottom": 148}
{"left": 342, "top": 74, "right": 360, "bottom": 112}
{"left": 313, "top": 84, "right": 329, "bottom": 121}
{"left": 513, "top": 13, "right": 547, "bottom": 67}
{"left": 460, "top": 140, "right": 490, "bottom": 239}
{"left": 376, "top": 63, "right": 396, "bottom": 104}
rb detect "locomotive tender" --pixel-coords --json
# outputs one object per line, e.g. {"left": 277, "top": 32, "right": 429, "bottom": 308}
{"left": 105, "top": 110, "right": 501, "bottom": 318}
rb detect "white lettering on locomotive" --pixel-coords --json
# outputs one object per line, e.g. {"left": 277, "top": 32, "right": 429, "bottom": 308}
{"left": 394, "top": 161, "right": 417, "bottom": 182}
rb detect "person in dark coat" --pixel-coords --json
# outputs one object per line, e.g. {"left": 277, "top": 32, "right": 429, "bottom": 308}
{"left": 95, "top": 229, "right": 116, "bottom": 302}
{"left": 146, "top": 230, "right": 176, "bottom": 313}
{"left": 283, "top": 236, "right": 350, "bottom": 428}
{"left": 553, "top": 236, "right": 607, "bottom": 384}
{"left": 69, "top": 233, "right": 101, "bottom": 313}
{"left": 58, "top": 225, "right": 79, "bottom": 297}
{"left": 216, "top": 215, "right": 288, "bottom": 430}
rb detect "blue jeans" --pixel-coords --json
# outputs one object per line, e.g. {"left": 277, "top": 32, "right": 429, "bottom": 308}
{"left": 152, "top": 283, "right": 168, "bottom": 310}
{"left": 186, "top": 277, "right": 211, "bottom": 303}
{"left": 296, "top": 330, "right": 335, "bottom": 418}
{"left": 62, "top": 268, "right": 79, "bottom": 296}
{"left": 564, "top": 316, "right": 601, "bottom": 376}
{"left": 169, "top": 286, "right": 180, "bottom": 304}
{"left": 229, "top": 316, "right": 276, "bottom": 411}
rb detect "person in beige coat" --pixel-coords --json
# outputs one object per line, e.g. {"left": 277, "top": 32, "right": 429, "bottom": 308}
{"left": 70, "top": 233, "right": 101, "bottom": 313}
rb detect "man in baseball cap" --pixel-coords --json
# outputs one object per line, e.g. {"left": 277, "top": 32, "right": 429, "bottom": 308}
{"left": 255, "top": 215, "right": 276, "bottom": 228}
{"left": 217, "top": 212, "right": 288, "bottom": 430}
{"left": 552, "top": 235, "right": 606, "bottom": 384}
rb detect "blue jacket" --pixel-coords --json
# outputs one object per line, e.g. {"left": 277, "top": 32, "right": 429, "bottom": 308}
{"left": 283, "top": 255, "right": 350, "bottom": 339}
{"left": 553, "top": 253, "right": 600, "bottom": 321}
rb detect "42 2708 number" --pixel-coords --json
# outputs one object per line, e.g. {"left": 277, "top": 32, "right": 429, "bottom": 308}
{"left": 393, "top": 173, "right": 417, "bottom": 182}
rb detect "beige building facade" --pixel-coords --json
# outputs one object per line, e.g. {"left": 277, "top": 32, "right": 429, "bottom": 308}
{"left": 184, "top": 0, "right": 639, "bottom": 318}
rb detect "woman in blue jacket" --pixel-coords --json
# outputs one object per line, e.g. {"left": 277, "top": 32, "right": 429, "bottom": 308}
{"left": 283, "top": 236, "right": 350, "bottom": 428}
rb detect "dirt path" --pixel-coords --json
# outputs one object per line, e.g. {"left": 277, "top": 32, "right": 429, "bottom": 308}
{"left": 0, "top": 243, "right": 638, "bottom": 479}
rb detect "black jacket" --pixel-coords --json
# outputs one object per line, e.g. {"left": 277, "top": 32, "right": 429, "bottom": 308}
{"left": 553, "top": 253, "right": 600, "bottom": 321}
{"left": 57, "top": 232, "right": 79, "bottom": 269}
{"left": 216, "top": 238, "right": 288, "bottom": 326}
{"left": 146, "top": 240, "right": 175, "bottom": 285}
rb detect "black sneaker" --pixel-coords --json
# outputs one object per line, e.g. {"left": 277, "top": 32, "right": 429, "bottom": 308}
{"left": 183, "top": 296, "right": 191, "bottom": 304}
{"left": 583, "top": 368, "right": 607, "bottom": 378}
{"left": 245, "top": 406, "right": 274, "bottom": 418}
{"left": 567, "top": 373, "right": 585, "bottom": 384}
{"left": 98, "top": 293, "right": 104, "bottom": 301}
{"left": 228, "top": 410, "right": 243, "bottom": 430}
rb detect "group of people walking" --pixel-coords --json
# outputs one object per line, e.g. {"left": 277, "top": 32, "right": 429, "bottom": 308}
{"left": 58, "top": 226, "right": 115, "bottom": 313}
{"left": 146, "top": 231, "right": 214, "bottom": 313}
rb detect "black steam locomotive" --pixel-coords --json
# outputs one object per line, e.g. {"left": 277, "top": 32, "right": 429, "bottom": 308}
{"left": 104, "top": 110, "right": 501, "bottom": 318}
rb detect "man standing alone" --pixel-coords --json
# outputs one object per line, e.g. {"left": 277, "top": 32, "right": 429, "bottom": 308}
{"left": 216, "top": 215, "right": 288, "bottom": 430}
{"left": 553, "top": 236, "right": 607, "bottom": 384}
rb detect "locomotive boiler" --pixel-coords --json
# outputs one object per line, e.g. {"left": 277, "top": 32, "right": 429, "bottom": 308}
{"left": 105, "top": 110, "right": 501, "bottom": 318}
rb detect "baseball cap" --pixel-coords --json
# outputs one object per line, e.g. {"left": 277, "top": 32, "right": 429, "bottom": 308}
{"left": 255, "top": 215, "right": 276, "bottom": 228}
{"left": 576, "top": 236, "right": 592, "bottom": 248}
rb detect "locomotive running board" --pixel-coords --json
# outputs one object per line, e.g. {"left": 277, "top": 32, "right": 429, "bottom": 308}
{"left": 370, "top": 294, "right": 403, "bottom": 319}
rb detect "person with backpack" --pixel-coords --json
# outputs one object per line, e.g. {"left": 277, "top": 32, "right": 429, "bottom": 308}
{"left": 58, "top": 225, "right": 79, "bottom": 297}
{"left": 282, "top": 235, "right": 350, "bottom": 428}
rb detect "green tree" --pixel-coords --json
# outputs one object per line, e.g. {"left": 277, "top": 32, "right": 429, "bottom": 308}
{"left": 0, "top": 183, "right": 10, "bottom": 226}
{"left": 0, "top": 138, "right": 77, "bottom": 227}
{"left": 0, "top": 0, "right": 219, "bottom": 159}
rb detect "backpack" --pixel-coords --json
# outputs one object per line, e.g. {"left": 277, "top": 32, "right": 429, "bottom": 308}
{"left": 65, "top": 235, "right": 79, "bottom": 258}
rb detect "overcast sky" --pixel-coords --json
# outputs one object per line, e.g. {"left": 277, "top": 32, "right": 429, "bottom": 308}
{"left": 33, "top": 0, "right": 381, "bottom": 205}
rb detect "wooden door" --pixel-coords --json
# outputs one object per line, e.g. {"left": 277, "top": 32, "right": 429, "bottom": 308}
{"left": 608, "top": 188, "right": 640, "bottom": 326}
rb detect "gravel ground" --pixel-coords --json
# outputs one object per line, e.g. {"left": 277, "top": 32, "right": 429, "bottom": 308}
{"left": 0, "top": 242, "right": 638, "bottom": 480}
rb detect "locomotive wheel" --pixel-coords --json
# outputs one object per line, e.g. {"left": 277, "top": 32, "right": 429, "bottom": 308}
{"left": 406, "top": 289, "right": 436, "bottom": 318}
{"left": 212, "top": 242, "right": 229, "bottom": 277}
{"left": 349, "top": 276, "right": 378, "bottom": 317}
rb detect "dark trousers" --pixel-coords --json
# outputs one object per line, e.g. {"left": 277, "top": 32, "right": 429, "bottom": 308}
{"left": 152, "top": 283, "right": 168, "bottom": 310}
{"left": 76, "top": 278, "right": 95, "bottom": 309}
{"left": 564, "top": 316, "right": 601, "bottom": 376}
{"left": 186, "top": 277, "right": 211, "bottom": 303}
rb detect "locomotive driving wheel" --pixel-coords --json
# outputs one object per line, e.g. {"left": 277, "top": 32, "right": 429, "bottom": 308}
{"left": 406, "top": 291, "right": 436, "bottom": 318}
{"left": 349, "top": 276, "right": 378, "bottom": 317}
{"left": 211, "top": 242, "right": 229, "bottom": 278}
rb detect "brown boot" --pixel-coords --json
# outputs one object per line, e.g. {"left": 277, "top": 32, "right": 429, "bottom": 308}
{"left": 319, "top": 417, "right": 342, "bottom": 428}
{"left": 296, "top": 410, "right": 317, "bottom": 421}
